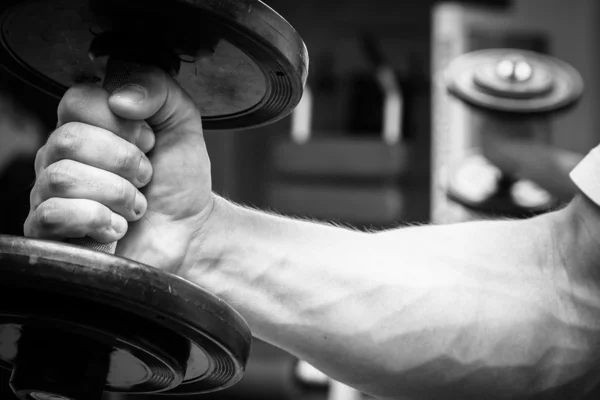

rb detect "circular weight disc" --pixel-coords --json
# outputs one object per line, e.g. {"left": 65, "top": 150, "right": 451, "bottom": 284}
{"left": 0, "top": 0, "right": 309, "bottom": 131}
{"left": 0, "top": 316, "right": 188, "bottom": 393}
{"left": 0, "top": 234, "right": 252, "bottom": 395}
{"left": 446, "top": 154, "right": 556, "bottom": 217}
{"left": 473, "top": 58, "right": 554, "bottom": 99}
{"left": 445, "top": 49, "right": 583, "bottom": 114}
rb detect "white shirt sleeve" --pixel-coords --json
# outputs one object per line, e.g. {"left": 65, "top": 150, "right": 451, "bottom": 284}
{"left": 570, "top": 146, "right": 600, "bottom": 205}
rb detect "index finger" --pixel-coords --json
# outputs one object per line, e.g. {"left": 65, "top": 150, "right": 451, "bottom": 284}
{"left": 57, "top": 84, "right": 155, "bottom": 153}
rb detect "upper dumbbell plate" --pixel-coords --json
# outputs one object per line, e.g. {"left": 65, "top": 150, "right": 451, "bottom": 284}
{"left": 0, "top": 0, "right": 309, "bottom": 130}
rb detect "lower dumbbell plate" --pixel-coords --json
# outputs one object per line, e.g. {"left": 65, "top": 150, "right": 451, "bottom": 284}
{"left": 0, "top": 234, "right": 252, "bottom": 395}
{"left": 0, "top": 315, "right": 189, "bottom": 393}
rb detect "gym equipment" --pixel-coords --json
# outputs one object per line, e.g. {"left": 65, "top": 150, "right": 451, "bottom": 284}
{"left": 267, "top": 83, "right": 407, "bottom": 227}
{"left": 0, "top": 236, "right": 252, "bottom": 398}
{"left": 198, "top": 342, "right": 326, "bottom": 400}
{"left": 268, "top": 37, "right": 409, "bottom": 228}
{"left": 272, "top": 34, "right": 406, "bottom": 180}
{"left": 192, "top": 341, "right": 329, "bottom": 400}
{"left": 268, "top": 183, "right": 405, "bottom": 226}
{"left": 0, "top": 0, "right": 308, "bottom": 399}
{"left": 0, "top": 0, "right": 308, "bottom": 131}
{"left": 445, "top": 49, "right": 583, "bottom": 114}
{"left": 443, "top": 48, "right": 583, "bottom": 218}
{"left": 272, "top": 139, "right": 408, "bottom": 179}
{"left": 445, "top": 153, "right": 554, "bottom": 217}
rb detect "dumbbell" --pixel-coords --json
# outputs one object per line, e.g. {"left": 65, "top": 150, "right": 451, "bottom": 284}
{"left": 443, "top": 49, "right": 583, "bottom": 218}
{"left": 0, "top": 1, "right": 308, "bottom": 400}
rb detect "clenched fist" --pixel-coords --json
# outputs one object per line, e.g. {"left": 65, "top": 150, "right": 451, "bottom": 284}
{"left": 25, "top": 66, "right": 214, "bottom": 272}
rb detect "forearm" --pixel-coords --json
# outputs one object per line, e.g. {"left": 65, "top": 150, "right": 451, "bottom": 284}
{"left": 184, "top": 195, "right": 600, "bottom": 399}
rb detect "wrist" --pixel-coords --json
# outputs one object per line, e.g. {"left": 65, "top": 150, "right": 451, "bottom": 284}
{"left": 181, "top": 194, "right": 234, "bottom": 280}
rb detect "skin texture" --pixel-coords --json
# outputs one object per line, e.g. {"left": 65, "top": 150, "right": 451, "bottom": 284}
{"left": 23, "top": 68, "right": 600, "bottom": 399}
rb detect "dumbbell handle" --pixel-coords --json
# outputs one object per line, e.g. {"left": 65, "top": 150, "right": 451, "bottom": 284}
{"left": 67, "top": 58, "right": 145, "bottom": 254}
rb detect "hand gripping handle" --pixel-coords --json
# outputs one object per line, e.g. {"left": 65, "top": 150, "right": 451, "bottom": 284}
{"left": 67, "top": 58, "right": 145, "bottom": 254}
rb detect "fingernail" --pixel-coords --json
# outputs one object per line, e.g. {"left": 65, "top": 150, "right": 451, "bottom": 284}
{"left": 112, "top": 84, "right": 146, "bottom": 104}
{"left": 138, "top": 157, "right": 153, "bottom": 185}
{"left": 134, "top": 191, "right": 147, "bottom": 217}
{"left": 111, "top": 213, "right": 128, "bottom": 235}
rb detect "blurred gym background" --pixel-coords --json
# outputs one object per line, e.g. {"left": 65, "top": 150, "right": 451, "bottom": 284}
{"left": 2, "top": 1, "right": 600, "bottom": 400}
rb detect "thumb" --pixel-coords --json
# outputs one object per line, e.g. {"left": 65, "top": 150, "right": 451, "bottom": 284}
{"left": 106, "top": 64, "right": 202, "bottom": 134}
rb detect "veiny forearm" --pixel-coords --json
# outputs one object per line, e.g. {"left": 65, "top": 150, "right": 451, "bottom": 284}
{"left": 183, "top": 195, "right": 600, "bottom": 399}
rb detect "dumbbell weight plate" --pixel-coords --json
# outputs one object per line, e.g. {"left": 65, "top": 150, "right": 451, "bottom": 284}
{"left": 0, "top": 0, "right": 308, "bottom": 130}
{"left": 445, "top": 49, "right": 583, "bottom": 114}
{"left": 0, "top": 234, "right": 252, "bottom": 396}
{"left": 446, "top": 154, "right": 555, "bottom": 218}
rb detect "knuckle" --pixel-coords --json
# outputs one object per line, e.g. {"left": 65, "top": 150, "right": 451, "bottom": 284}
{"left": 36, "top": 199, "right": 63, "bottom": 229}
{"left": 58, "top": 85, "right": 94, "bottom": 118}
{"left": 114, "top": 144, "right": 139, "bottom": 175}
{"left": 51, "top": 122, "right": 85, "bottom": 157}
{"left": 44, "top": 160, "right": 76, "bottom": 193}
{"left": 90, "top": 204, "right": 112, "bottom": 230}
{"left": 113, "top": 178, "right": 133, "bottom": 206}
